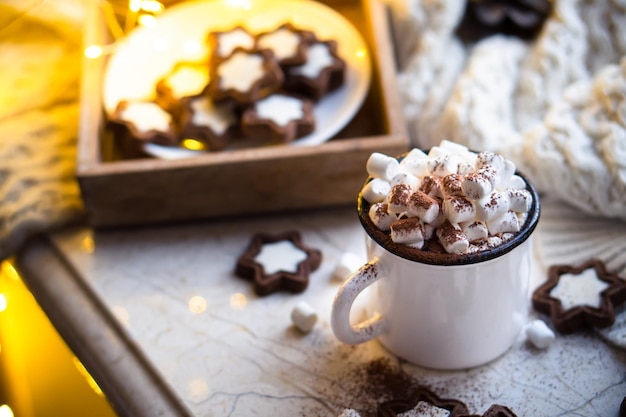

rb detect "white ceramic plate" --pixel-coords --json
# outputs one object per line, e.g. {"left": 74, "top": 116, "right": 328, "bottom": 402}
{"left": 103, "top": 0, "right": 372, "bottom": 159}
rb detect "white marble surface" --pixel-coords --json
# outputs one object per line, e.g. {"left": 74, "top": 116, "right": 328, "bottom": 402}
{"left": 46, "top": 197, "right": 626, "bottom": 417}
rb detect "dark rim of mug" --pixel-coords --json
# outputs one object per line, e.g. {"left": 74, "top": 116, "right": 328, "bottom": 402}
{"left": 357, "top": 158, "right": 541, "bottom": 266}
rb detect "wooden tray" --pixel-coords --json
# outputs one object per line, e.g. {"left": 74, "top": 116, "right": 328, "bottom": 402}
{"left": 77, "top": 0, "right": 408, "bottom": 228}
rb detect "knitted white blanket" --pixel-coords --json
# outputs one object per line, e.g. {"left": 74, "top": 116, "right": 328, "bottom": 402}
{"left": 388, "top": 0, "right": 626, "bottom": 220}
{"left": 0, "top": 1, "right": 85, "bottom": 260}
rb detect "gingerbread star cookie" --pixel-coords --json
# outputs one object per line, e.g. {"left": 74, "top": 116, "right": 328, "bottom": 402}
{"left": 532, "top": 259, "right": 626, "bottom": 334}
{"left": 235, "top": 231, "right": 322, "bottom": 296}
{"left": 377, "top": 387, "right": 470, "bottom": 417}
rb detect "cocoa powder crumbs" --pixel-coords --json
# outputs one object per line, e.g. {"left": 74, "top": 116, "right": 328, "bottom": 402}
{"left": 409, "top": 191, "right": 437, "bottom": 210}
{"left": 449, "top": 196, "right": 473, "bottom": 212}
{"left": 418, "top": 176, "right": 440, "bottom": 196}
{"left": 390, "top": 217, "right": 422, "bottom": 234}
{"left": 438, "top": 221, "right": 465, "bottom": 246}
{"left": 389, "top": 184, "right": 412, "bottom": 206}
{"left": 375, "top": 203, "right": 390, "bottom": 217}
{"left": 442, "top": 174, "right": 463, "bottom": 196}
{"left": 485, "top": 194, "right": 498, "bottom": 209}
{"left": 325, "top": 357, "right": 431, "bottom": 417}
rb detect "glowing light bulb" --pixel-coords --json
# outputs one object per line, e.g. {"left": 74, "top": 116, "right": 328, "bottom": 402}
{"left": 138, "top": 14, "right": 157, "bottom": 27}
{"left": 188, "top": 296, "right": 207, "bottom": 314}
{"left": 182, "top": 139, "right": 206, "bottom": 151}
{"left": 0, "top": 294, "right": 7, "bottom": 313}
{"left": 230, "top": 293, "right": 248, "bottom": 310}
{"left": 129, "top": 0, "right": 142, "bottom": 13}
{"left": 84, "top": 45, "right": 103, "bottom": 59}
{"left": 0, "top": 404, "right": 14, "bottom": 417}
{"left": 141, "top": 0, "right": 164, "bottom": 14}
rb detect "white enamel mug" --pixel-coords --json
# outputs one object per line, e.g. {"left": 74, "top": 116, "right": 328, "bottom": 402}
{"left": 331, "top": 173, "right": 540, "bottom": 370}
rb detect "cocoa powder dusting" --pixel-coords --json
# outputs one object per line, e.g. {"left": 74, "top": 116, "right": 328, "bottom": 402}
{"left": 450, "top": 196, "right": 472, "bottom": 213}
{"left": 389, "top": 184, "right": 412, "bottom": 206}
{"left": 337, "top": 358, "right": 429, "bottom": 417}
{"left": 442, "top": 174, "right": 463, "bottom": 196}
{"left": 418, "top": 176, "right": 440, "bottom": 196}
{"left": 409, "top": 191, "right": 437, "bottom": 210}
{"left": 438, "top": 221, "right": 465, "bottom": 246}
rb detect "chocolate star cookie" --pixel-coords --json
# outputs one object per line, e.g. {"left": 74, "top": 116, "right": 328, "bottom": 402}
{"left": 235, "top": 230, "right": 322, "bottom": 296}
{"left": 532, "top": 259, "right": 626, "bottom": 334}
{"left": 377, "top": 387, "right": 470, "bottom": 417}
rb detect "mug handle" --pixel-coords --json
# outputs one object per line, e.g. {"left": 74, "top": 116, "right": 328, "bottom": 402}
{"left": 331, "top": 259, "right": 390, "bottom": 344}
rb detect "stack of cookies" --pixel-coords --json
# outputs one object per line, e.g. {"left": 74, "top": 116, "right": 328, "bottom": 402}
{"left": 108, "top": 23, "right": 346, "bottom": 158}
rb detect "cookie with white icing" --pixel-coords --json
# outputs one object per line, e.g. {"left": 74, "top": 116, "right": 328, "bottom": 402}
{"left": 208, "top": 48, "right": 284, "bottom": 106}
{"left": 180, "top": 93, "right": 238, "bottom": 151}
{"left": 532, "top": 258, "right": 626, "bottom": 334}
{"left": 207, "top": 25, "right": 255, "bottom": 63}
{"left": 155, "top": 61, "right": 209, "bottom": 116}
{"left": 283, "top": 37, "right": 345, "bottom": 101}
{"left": 255, "top": 23, "right": 314, "bottom": 67}
{"left": 108, "top": 100, "right": 178, "bottom": 158}
{"left": 241, "top": 93, "right": 315, "bottom": 143}
{"left": 377, "top": 387, "right": 470, "bottom": 417}
{"left": 234, "top": 230, "right": 322, "bottom": 296}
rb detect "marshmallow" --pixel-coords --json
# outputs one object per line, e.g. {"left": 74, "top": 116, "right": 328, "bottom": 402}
{"left": 366, "top": 152, "right": 400, "bottom": 181}
{"left": 439, "top": 139, "right": 469, "bottom": 154}
{"left": 418, "top": 175, "right": 442, "bottom": 197}
{"left": 401, "top": 157, "right": 430, "bottom": 177}
{"left": 422, "top": 223, "right": 435, "bottom": 240}
{"left": 442, "top": 174, "right": 464, "bottom": 197}
{"left": 507, "top": 188, "right": 532, "bottom": 213}
{"left": 369, "top": 203, "right": 397, "bottom": 231}
{"left": 390, "top": 172, "right": 420, "bottom": 189}
{"left": 428, "top": 154, "right": 459, "bottom": 177}
{"left": 387, "top": 184, "right": 413, "bottom": 214}
{"left": 407, "top": 191, "right": 440, "bottom": 224}
{"left": 475, "top": 191, "right": 510, "bottom": 221}
{"left": 525, "top": 319, "right": 555, "bottom": 349}
{"left": 400, "top": 148, "right": 428, "bottom": 167}
{"left": 428, "top": 208, "right": 447, "bottom": 228}
{"left": 497, "top": 159, "right": 516, "bottom": 189}
{"left": 462, "top": 166, "right": 496, "bottom": 199}
{"left": 487, "top": 210, "right": 520, "bottom": 235}
{"left": 332, "top": 252, "right": 363, "bottom": 282}
{"left": 427, "top": 145, "right": 448, "bottom": 158}
{"left": 461, "top": 221, "right": 489, "bottom": 243}
{"left": 476, "top": 151, "right": 506, "bottom": 173}
{"left": 436, "top": 221, "right": 469, "bottom": 254}
{"left": 361, "top": 178, "right": 391, "bottom": 203}
{"left": 509, "top": 174, "right": 527, "bottom": 190}
{"left": 390, "top": 217, "right": 425, "bottom": 245}
{"left": 406, "top": 240, "right": 425, "bottom": 249}
{"left": 457, "top": 161, "right": 475, "bottom": 176}
{"left": 442, "top": 196, "right": 476, "bottom": 224}
{"left": 290, "top": 301, "right": 317, "bottom": 333}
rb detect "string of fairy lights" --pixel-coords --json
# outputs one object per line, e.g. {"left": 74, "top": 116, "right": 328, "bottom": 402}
{"left": 84, "top": 0, "right": 166, "bottom": 59}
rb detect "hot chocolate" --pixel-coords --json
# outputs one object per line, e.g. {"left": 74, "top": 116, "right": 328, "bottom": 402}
{"left": 358, "top": 140, "right": 540, "bottom": 265}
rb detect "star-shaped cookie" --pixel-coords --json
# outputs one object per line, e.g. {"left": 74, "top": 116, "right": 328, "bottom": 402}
{"left": 235, "top": 230, "right": 322, "bottom": 296}
{"left": 377, "top": 387, "right": 470, "bottom": 417}
{"left": 532, "top": 258, "right": 626, "bottom": 334}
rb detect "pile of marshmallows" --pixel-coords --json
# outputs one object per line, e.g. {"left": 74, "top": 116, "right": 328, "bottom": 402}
{"left": 362, "top": 140, "right": 533, "bottom": 254}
